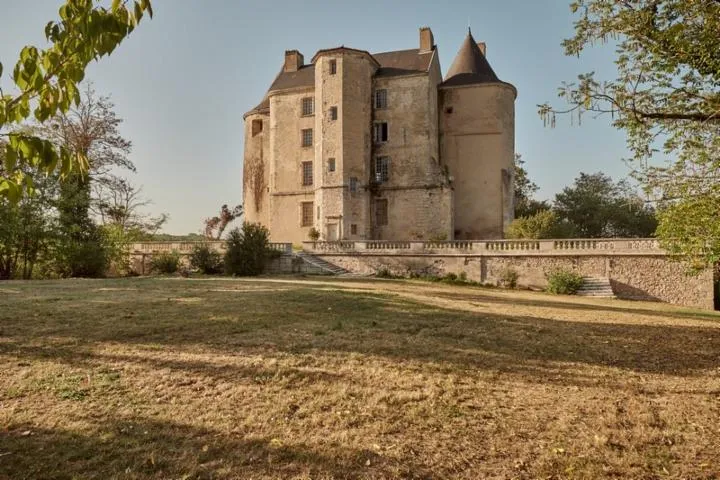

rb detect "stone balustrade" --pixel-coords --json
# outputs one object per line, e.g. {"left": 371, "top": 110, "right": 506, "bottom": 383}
{"left": 301, "top": 238, "right": 664, "bottom": 256}
{"left": 130, "top": 241, "right": 293, "bottom": 255}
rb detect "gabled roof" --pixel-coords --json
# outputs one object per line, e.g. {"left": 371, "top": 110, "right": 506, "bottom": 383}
{"left": 244, "top": 46, "right": 435, "bottom": 117}
{"left": 373, "top": 48, "right": 435, "bottom": 78}
{"left": 441, "top": 30, "right": 500, "bottom": 87}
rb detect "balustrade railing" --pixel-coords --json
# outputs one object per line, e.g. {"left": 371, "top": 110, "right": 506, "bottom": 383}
{"left": 300, "top": 238, "right": 664, "bottom": 255}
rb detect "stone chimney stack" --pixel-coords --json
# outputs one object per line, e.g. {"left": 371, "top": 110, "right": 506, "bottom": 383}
{"left": 284, "top": 50, "right": 304, "bottom": 73}
{"left": 477, "top": 42, "right": 486, "bottom": 56}
{"left": 419, "top": 27, "right": 434, "bottom": 52}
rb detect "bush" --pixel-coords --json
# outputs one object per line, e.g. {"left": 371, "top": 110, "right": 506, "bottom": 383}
{"left": 376, "top": 267, "right": 394, "bottom": 278}
{"left": 56, "top": 238, "right": 109, "bottom": 278}
{"left": 458, "top": 271, "right": 468, "bottom": 282}
{"left": 224, "top": 223, "right": 272, "bottom": 276}
{"left": 499, "top": 268, "right": 519, "bottom": 289}
{"left": 546, "top": 269, "right": 584, "bottom": 295}
{"left": 189, "top": 244, "right": 223, "bottom": 274}
{"left": 506, "top": 210, "right": 575, "bottom": 239}
{"left": 151, "top": 251, "right": 181, "bottom": 274}
{"left": 444, "top": 272, "right": 458, "bottom": 282}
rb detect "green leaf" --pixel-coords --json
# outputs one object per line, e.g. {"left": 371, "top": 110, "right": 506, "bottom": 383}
{"left": 4, "top": 148, "right": 17, "bottom": 172}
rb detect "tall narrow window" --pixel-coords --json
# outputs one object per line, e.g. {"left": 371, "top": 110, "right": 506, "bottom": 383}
{"left": 302, "top": 161, "right": 313, "bottom": 186}
{"left": 329, "top": 59, "right": 337, "bottom": 75}
{"left": 301, "top": 202, "right": 314, "bottom": 227}
{"left": 375, "top": 156, "right": 390, "bottom": 183}
{"left": 301, "top": 97, "right": 314, "bottom": 116}
{"left": 375, "top": 89, "right": 388, "bottom": 109}
{"left": 373, "top": 122, "right": 388, "bottom": 143}
{"left": 251, "top": 119, "right": 263, "bottom": 137}
{"left": 375, "top": 199, "right": 388, "bottom": 226}
{"left": 349, "top": 177, "right": 358, "bottom": 193}
{"left": 327, "top": 158, "right": 336, "bottom": 172}
{"left": 301, "top": 128, "right": 313, "bottom": 147}
{"left": 350, "top": 224, "right": 358, "bottom": 235}
{"left": 329, "top": 106, "right": 338, "bottom": 120}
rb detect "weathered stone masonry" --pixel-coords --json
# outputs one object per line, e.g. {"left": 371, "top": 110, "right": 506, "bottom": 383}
{"left": 304, "top": 239, "right": 715, "bottom": 310}
{"left": 242, "top": 27, "right": 516, "bottom": 244}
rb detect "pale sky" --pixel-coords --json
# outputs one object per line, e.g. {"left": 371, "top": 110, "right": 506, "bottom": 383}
{"left": 0, "top": 0, "right": 632, "bottom": 234}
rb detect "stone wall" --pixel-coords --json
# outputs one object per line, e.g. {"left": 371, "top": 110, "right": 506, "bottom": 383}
{"left": 439, "top": 82, "right": 516, "bottom": 239}
{"left": 315, "top": 253, "right": 714, "bottom": 310}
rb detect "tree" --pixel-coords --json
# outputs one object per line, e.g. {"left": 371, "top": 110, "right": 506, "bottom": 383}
{"left": 94, "top": 176, "right": 167, "bottom": 233}
{"left": 514, "top": 154, "right": 550, "bottom": 217}
{"left": 506, "top": 210, "right": 576, "bottom": 240}
{"left": 554, "top": 172, "right": 657, "bottom": 238}
{"left": 539, "top": 0, "right": 720, "bottom": 265}
{"left": 0, "top": 0, "right": 153, "bottom": 201}
{"left": 224, "top": 223, "right": 273, "bottom": 277}
{"left": 204, "top": 204, "right": 243, "bottom": 240}
{"left": 0, "top": 141, "right": 58, "bottom": 279}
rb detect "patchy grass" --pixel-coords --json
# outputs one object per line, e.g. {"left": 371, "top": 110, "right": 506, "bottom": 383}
{"left": 1, "top": 277, "right": 719, "bottom": 479}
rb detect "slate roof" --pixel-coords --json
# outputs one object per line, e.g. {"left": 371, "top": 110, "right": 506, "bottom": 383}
{"left": 244, "top": 46, "right": 435, "bottom": 117}
{"left": 441, "top": 31, "right": 501, "bottom": 87}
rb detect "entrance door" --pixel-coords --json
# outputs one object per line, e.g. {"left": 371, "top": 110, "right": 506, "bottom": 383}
{"left": 326, "top": 223, "right": 338, "bottom": 241}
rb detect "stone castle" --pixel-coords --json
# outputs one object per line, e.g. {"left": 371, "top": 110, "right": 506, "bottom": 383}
{"left": 242, "top": 27, "right": 516, "bottom": 243}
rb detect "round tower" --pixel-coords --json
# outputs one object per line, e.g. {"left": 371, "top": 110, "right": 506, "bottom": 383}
{"left": 242, "top": 96, "right": 271, "bottom": 227}
{"left": 439, "top": 30, "right": 516, "bottom": 239}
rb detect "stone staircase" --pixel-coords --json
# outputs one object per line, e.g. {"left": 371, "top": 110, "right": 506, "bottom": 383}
{"left": 576, "top": 276, "right": 615, "bottom": 298}
{"left": 294, "top": 252, "right": 350, "bottom": 275}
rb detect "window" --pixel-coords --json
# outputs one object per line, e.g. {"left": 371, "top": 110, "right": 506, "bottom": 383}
{"left": 302, "top": 161, "right": 313, "bottom": 186}
{"left": 375, "top": 156, "right": 389, "bottom": 183}
{"left": 375, "top": 199, "right": 388, "bottom": 226}
{"left": 301, "top": 128, "right": 313, "bottom": 147}
{"left": 329, "top": 106, "right": 338, "bottom": 120}
{"left": 350, "top": 224, "right": 357, "bottom": 235}
{"left": 301, "top": 97, "right": 314, "bottom": 116}
{"left": 373, "top": 122, "right": 388, "bottom": 143}
{"left": 327, "top": 158, "right": 336, "bottom": 172}
{"left": 301, "top": 202, "right": 314, "bottom": 227}
{"left": 375, "top": 89, "right": 388, "bottom": 109}
{"left": 317, "top": 205, "right": 320, "bottom": 220}
{"left": 349, "top": 177, "right": 358, "bottom": 193}
{"left": 251, "top": 119, "right": 263, "bottom": 137}
{"left": 329, "top": 59, "right": 337, "bottom": 75}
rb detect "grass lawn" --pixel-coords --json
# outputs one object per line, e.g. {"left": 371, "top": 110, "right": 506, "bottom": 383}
{"left": 1, "top": 277, "right": 719, "bottom": 479}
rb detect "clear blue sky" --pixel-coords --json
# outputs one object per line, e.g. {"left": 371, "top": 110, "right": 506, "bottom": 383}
{"left": 1, "top": 0, "right": 630, "bottom": 234}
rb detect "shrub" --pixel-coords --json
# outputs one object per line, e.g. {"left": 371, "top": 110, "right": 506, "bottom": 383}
{"left": 506, "top": 210, "right": 575, "bottom": 239}
{"left": 444, "top": 272, "right": 458, "bottom": 282}
{"left": 308, "top": 227, "right": 321, "bottom": 242}
{"left": 151, "top": 251, "right": 181, "bottom": 275}
{"left": 546, "top": 269, "right": 584, "bottom": 295}
{"left": 376, "top": 267, "right": 393, "bottom": 278}
{"left": 459, "top": 271, "right": 468, "bottom": 282}
{"left": 56, "top": 238, "right": 109, "bottom": 278}
{"left": 224, "top": 222, "right": 272, "bottom": 276}
{"left": 499, "top": 268, "right": 519, "bottom": 289}
{"left": 189, "top": 244, "right": 223, "bottom": 274}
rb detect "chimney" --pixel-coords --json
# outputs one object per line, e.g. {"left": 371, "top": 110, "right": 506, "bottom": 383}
{"left": 419, "top": 27, "right": 434, "bottom": 52}
{"left": 284, "top": 50, "right": 304, "bottom": 73}
{"left": 477, "top": 42, "right": 487, "bottom": 56}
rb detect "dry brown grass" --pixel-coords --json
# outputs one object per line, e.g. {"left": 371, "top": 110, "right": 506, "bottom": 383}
{"left": 1, "top": 277, "right": 719, "bottom": 479}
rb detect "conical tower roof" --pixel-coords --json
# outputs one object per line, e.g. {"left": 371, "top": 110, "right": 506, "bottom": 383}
{"left": 443, "top": 30, "right": 500, "bottom": 86}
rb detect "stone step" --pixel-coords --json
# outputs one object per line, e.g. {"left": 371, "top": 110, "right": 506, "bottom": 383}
{"left": 295, "top": 252, "right": 349, "bottom": 275}
{"left": 577, "top": 276, "right": 615, "bottom": 298}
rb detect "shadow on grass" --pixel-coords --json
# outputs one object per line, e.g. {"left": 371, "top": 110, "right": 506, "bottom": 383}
{"left": 1, "top": 418, "right": 430, "bottom": 480}
{"left": 2, "top": 281, "right": 720, "bottom": 380}
{"left": 428, "top": 288, "right": 720, "bottom": 322}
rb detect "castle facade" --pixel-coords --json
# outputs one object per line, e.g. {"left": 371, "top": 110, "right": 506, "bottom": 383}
{"left": 243, "top": 27, "right": 516, "bottom": 243}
